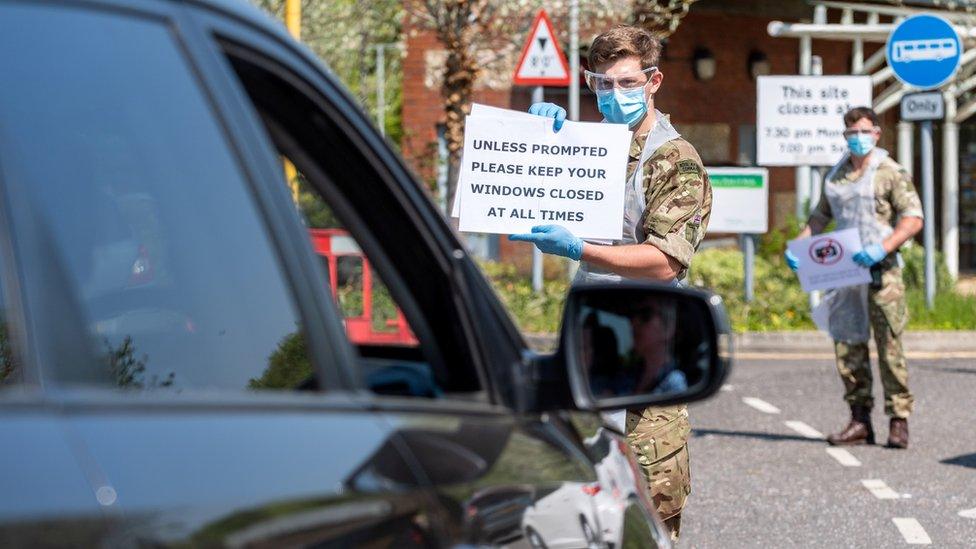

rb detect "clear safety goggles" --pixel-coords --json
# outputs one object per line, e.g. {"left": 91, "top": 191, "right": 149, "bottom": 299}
{"left": 842, "top": 127, "right": 878, "bottom": 138}
{"left": 583, "top": 66, "right": 657, "bottom": 92}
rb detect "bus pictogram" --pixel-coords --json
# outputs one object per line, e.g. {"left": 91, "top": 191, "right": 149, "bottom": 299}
{"left": 891, "top": 38, "right": 958, "bottom": 63}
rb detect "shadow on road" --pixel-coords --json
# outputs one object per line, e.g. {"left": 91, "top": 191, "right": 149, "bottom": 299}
{"left": 692, "top": 428, "right": 823, "bottom": 444}
{"left": 941, "top": 452, "right": 976, "bottom": 469}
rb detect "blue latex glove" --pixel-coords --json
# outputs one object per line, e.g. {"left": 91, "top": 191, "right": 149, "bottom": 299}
{"left": 509, "top": 225, "right": 583, "bottom": 260}
{"left": 784, "top": 249, "right": 800, "bottom": 272}
{"left": 853, "top": 243, "right": 887, "bottom": 267}
{"left": 528, "top": 102, "right": 567, "bottom": 132}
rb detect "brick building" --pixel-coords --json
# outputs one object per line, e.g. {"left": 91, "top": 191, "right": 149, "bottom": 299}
{"left": 400, "top": 0, "right": 915, "bottom": 266}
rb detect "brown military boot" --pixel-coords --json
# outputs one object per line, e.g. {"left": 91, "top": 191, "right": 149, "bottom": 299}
{"left": 827, "top": 405, "right": 875, "bottom": 446}
{"left": 887, "top": 418, "right": 909, "bottom": 449}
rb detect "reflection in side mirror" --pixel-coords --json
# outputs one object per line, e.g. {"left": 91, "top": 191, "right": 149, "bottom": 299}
{"left": 562, "top": 283, "right": 731, "bottom": 411}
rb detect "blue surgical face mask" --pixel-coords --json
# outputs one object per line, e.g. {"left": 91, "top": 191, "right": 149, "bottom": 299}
{"left": 597, "top": 86, "right": 648, "bottom": 128}
{"left": 847, "top": 133, "right": 875, "bottom": 156}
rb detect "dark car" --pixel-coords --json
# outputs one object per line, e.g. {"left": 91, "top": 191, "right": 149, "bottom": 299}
{"left": 0, "top": 1, "right": 731, "bottom": 547}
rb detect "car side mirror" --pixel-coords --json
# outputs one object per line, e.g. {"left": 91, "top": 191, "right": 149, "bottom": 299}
{"left": 560, "top": 282, "right": 732, "bottom": 411}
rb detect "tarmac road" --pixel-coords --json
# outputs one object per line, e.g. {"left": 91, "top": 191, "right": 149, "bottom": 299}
{"left": 680, "top": 352, "right": 976, "bottom": 548}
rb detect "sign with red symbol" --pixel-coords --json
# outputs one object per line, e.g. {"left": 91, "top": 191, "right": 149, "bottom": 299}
{"left": 809, "top": 237, "right": 844, "bottom": 266}
{"left": 513, "top": 10, "right": 571, "bottom": 86}
{"left": 787, "top": 228, "right": 872, "bottom": 292}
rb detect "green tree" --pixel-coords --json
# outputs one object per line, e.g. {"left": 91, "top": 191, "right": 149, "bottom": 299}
{"left": 106, "top": 336, "right": 174, "bottom": 389}
{"left": 252, "top": 0, "right": 405, "bottom": 143}
{"left": 248, "top": 331, "right": 312, "bottom": 390}
{"left": 406, "top": 0, "right": 696, "bottom": 213}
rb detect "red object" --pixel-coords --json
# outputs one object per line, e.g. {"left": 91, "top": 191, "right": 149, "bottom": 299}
{"left": 512, "top": 10, "right": 571, "bottom": 87}
{"left": 308, "top": 229, "right": 417, "bottom": 346}
{"left": 581, "top": 483, "right": 602, "bottom": 496}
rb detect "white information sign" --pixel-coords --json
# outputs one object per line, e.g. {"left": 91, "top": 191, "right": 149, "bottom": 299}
{"left": 705, "top": 167, "right": 768, "bottom": 234}
{"left": 787, "top": 228, "right": 872, "bottom": 292}
{"left": 451, "top": 104, "right": 536, "bottom": 219}
{"left": 456, "top": 112, "right": 631, "bottom": 239}
{"left": 900, "top": 91, "right": 945, "bottom": 121}
{"left": 757, "top": 75, "right": 872, "bottom": 166}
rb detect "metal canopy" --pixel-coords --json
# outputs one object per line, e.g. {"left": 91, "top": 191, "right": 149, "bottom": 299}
{"left": 768, "top": 0, "right": 976, "bottom": 277}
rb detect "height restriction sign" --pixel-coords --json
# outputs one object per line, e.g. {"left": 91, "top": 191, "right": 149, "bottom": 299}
{"left": 513, "top": 10, "right": 570, "bottom": 86}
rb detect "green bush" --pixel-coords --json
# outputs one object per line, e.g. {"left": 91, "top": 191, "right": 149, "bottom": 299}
{"left": 907, "top": 290, "right": 976, "bottom": 329}
{"left": 478, "top": 261, "right": 568, "bottom": 334}
{"left": 900, "top": 244, "right": 953, "bottom": 293}
{"left": 688, "top": 248, "right": 813, "bottom": 331}
{"left": 688, "top": 244, "right": 975, "bottom": 332}
{"left": 479, "top": 240, "right": 974, "bottom": 334}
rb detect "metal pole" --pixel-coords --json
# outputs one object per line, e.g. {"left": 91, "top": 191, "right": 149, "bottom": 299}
{"left": 897, "top": 121, "right": 914, "bottom": 175}
{"left": 567, "top": 1, "right": 580, "bottom": 284}
{"left": 569, "top": 0, "right": 579, "bottom": 122}
{"left": 532, "top": 85, "right": 545, "bottom": 293}
{"left": 742, "top": 234, "right": 755, "bottom": 303}
{"left": 796, "top": 35, "right": 812, "bottom": 220}
{"left": 376, "top": 45, "right": 386, "bottom": 136}
{"left": 809, "top": 56, "right": 823, "bottom": 213}
{"left": 921, "top": 120, "right": 936, "bottom": 309}
{"left": 943, "top": 92, "right": 960, "bottom": 279}
{"left": 284, "top": 0, "right": 300, "bottom": 39}
{"left": 843, "top": 8, "right": 864, "bottom": 73}
{"left": 283, "top": 0, "right": 301, "bottom": 204}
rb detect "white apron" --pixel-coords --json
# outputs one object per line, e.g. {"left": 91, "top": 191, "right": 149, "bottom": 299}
{"left": 815, "top": 149, "right": 894, "bottom": 343}
{"left": 579, "top": 111, "right": 682, "bottom": 433}
{"left": 574, "top": 110, "right": 681, "bottom": 286}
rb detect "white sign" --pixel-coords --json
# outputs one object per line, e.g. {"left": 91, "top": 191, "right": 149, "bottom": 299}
{"left": 456, "top": 113, "right": 631, "bottom": 239}
{"left": 900, "top": 91, "right": 945, "bottom": 121}
{"left": 451, "top": 104, "right": 547, "bottom": 219}
{"left": 705, "top": 167, "right": 768, "bottom": 234}
{"left": 787, "top": 228, "right": 872, "bottom": 292}
{"left": 512, "top": 10, "right": 570, "bottom": 86}
{"left": 757, "top": 75, "right": 873, "bottom": 166}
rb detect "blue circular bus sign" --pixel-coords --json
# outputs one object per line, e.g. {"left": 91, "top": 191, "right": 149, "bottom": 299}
{"left": 886, "top": 14, "right": 963, "bottom": 89}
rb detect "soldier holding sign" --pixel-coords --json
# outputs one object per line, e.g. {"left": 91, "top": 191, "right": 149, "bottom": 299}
{"left": 786, "top": 107, "right": 923, "bottom": 449}
{"left": 510, "top": 25, "right": 712, "bottom": 539}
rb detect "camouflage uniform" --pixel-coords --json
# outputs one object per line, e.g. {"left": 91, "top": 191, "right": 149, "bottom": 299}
{"left": 624, "top": 130, "right": 711, "bottom": 538}
{"left": 809, "top": 156, "right": 921, "bottom": 418}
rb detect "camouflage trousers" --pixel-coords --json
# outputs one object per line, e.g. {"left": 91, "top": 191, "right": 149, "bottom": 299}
{"left": 625, "top": 405, "right": 690, "bottom": 539}
{"left": 833, "top": 266, "right": 913, "bottom": 418}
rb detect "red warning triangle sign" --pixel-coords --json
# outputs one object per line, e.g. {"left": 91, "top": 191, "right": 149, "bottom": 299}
{"left": 513, "top": 10, "right": 571, "bottom": 86}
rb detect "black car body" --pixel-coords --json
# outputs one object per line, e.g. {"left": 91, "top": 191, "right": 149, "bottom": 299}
{"left": 0, "top": 1, "right": 730, "bottom": 547}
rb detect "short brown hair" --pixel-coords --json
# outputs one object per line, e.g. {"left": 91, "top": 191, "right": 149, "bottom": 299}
{"left": 844, "top": 106, "right": 880, "bottom": 127}
{"left": 588, "top": 25, "right": 661, "bottom": 70}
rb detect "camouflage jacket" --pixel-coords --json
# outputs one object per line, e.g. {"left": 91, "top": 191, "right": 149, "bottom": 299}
{"left": 629, "top": 133, "right": 712, "bottom": 279}
{"left": 809, "top": 155, "right": 924, "bottom": 229}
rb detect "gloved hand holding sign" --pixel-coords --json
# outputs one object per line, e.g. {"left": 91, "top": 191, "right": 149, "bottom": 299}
{"left": 528, "top": 102, "right": 567, "bottom": 132}
{"left": 509, "top": 225, "right": 584, "bottom": 261}
{"left": 784, "top": 249, "right": 800, "bottom": 272}
{"left": 852, "top": 243, "right": 887, "bottom": 267}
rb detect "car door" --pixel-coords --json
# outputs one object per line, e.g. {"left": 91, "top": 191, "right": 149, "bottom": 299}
{"left": 0, "top": 290, "right": 107, "bottom": 545}
{"left": 183, "top": 6, "right": 616, "bottom": 548}
{"left": 0, "top": 1, "right": 439, "bottom": 546}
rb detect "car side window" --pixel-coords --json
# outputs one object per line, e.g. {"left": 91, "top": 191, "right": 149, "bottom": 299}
{"left": 0, "top": 5, "right": 311, "bottom": 392}
{"left": 218, "top": 42, "right": 483, "bottom": 400}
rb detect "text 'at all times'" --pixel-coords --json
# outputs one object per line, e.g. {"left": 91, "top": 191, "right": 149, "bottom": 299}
{"left": 485, "top": 207, "right": 584, "bottom": 222}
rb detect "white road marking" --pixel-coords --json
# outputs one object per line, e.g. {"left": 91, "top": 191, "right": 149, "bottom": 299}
{"left": 959, "top": 507, "right": 976, "bottom": 519}
{"left": 720, "top": 384, "right": 734, "bottom": 392}
{"left": 892, "top": 518, "right": 932, "bottom": 545}
{"left": 742, "top": 397, "right": 780, "bottom": 414}
{"left": 861, "top": 479, "right": 900, "bottom": 499}
{"left": 784, "top": 420, "right": 824, "bottom": 439}
{"left": 825, "top": 447, "right": 862, "bottom": 467}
